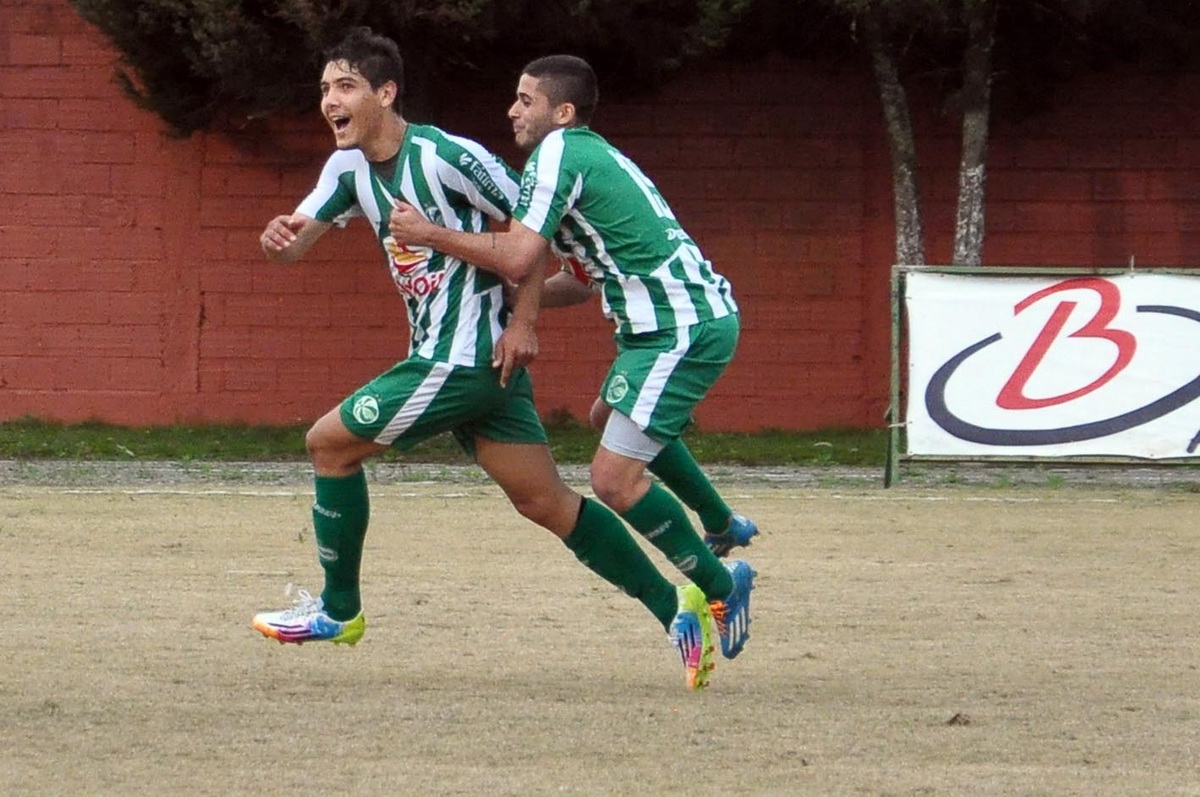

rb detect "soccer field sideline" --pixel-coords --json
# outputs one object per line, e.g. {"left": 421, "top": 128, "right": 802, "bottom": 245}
{"left": 2, "top": 486, "right": 1134, "bottom": 510}
{"left": 3, "top": 458, "right": 1200, "bottom": 490}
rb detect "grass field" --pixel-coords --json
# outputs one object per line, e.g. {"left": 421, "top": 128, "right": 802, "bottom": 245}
{"left": 0, "top": 418, "right": 887, "bottom": 467}
{"left": 3, "top": 469, "right": 1199, "bottom": 796}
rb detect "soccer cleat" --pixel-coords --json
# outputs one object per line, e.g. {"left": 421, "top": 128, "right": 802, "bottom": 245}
{"left": 709, "top": 560, "right": 756, "bottom": 659}
{"left": 251, "top": 587, "right": 365, "bottom": 646}
{"left": 704, "top": 513, "right": 759, "bottom": 558}
{"left": 668, "top": 584, "right": 716, "bottom": 690}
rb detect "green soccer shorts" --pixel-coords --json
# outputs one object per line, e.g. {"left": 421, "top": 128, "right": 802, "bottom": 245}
{"left": 599, "top": 313, "right": 740, "bottom": 443}
{"left": 339, "top": 357, "right": 548, "bottom": 456}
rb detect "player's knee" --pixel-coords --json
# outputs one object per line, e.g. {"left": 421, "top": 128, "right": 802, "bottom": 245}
{"left": 304, "top": 424, "right": 325, "bottom": 460}
{"left": 509, "top": 490, "right": 573, "bottom": 533}
{"left": 305, "top": 424, "right": 356, "bottom": 472}
{"left": 509, "top": 493, "right": 550, "bottom": 525}
{"left": 589, "top": 465, "right": 633, "bottom": 512}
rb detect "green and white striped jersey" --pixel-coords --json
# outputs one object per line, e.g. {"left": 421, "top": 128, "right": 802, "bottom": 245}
{"left": 513, "top": 127, "right": 737, "bottom": 335}
{"left": 297, "top": 124, "right": 520, "bottom": 366}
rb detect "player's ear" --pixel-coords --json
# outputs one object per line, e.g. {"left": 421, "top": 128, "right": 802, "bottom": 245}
{"left": 378, "top": 80, "right": 398, "bottom": 109}
{"left": 554, "top": 102, "right": 576, "bottom": 127}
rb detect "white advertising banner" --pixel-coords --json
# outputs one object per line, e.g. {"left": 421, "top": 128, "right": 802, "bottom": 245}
{"left": 905, "top": 271, "right": 1200, "bottom": 459}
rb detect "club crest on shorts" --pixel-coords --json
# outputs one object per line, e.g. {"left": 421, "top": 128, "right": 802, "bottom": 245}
{"left": 605, "top": 374, "right": 629, "bottom": 404}
{"left": 352, "top": 395, "right": 381, "bottom": 425}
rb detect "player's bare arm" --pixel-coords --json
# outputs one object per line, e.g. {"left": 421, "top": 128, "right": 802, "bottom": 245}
{"left": 541, "top": 269, "right": 596, "bottom": 308}
{"left": 493, "top": 250, "right": 552, "bottom": 386}
{"left": 387, "top": 201, "right": 548, "bottom": 283}
{"left": 260, "top": 213, "right": 332, "bottom": 263}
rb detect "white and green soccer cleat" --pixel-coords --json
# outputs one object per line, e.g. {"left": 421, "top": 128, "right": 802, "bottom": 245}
{"left": 252, "top": 587, "right": 365, "bottom": 646}
{"left": 668, "top": 584, "right": 716, "bottom": 690}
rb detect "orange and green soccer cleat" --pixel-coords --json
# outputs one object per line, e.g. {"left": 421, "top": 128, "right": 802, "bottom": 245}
{"left": 668, "top": 584, "right": 716, "bottom": 690}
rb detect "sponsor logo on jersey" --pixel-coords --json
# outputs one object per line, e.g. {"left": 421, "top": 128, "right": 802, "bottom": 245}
{"left": 394, "top": 270, "right": 447, "bottom": 299}
{"left": 383, "top": 235, "right": 446, "bottom": 297}
{"left": 352, "top": 395, "right": 381, "bottom": 425}
{"left": 460, "top": 153, "right": 503, "bottom": 201}
{"left": 518, "top": 170, "right": 537, "bottom": 207}
{"left": 605, "top": 374, "right": 629, "bottom": 404}
{"left": 383, "top": 235, "right": 432, "bottom": 276}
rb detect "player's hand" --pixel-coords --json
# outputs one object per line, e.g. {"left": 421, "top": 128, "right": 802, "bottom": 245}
{"left": 388, "top": 202, "right": 432, "bottom": 245}
{"left": 493, "top": 321, "right": 538, "bottom": 387}
{"left": 260, "top": 214, "right": 305, "bottom": 255}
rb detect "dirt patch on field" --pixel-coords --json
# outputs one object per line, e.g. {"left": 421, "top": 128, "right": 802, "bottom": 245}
{"left": 2, "top": 469, "right": 1198, "bottom": 795}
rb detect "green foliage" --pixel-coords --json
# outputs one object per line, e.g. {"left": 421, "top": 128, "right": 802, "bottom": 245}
{"left": 814, "top": 0, "right": 1200, "bottom": 116}
{"left": 69, "top": 0, "right": 1198, "bottom": 135}
{"left": 68, "top": 0, "right": 749, "bottom": 134}
{"left": 992, "top": 0, "right": 1200, "bottom": 117}
{"left": 0, "top": 417, "right": 888, "bottom": 467}
{"left": 66, "top": 0, "right": 1200, "bottom": 134}
{"left": 70, "top": 0, "right": 326, "bottom": 132}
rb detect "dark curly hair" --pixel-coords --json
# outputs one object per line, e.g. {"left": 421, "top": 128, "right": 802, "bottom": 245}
{"left": 324, "top": 27, "right": 404, "bottom": 112}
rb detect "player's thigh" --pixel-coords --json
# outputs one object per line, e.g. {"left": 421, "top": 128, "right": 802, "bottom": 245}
{"left": 340, "top": 358, "right": 507, "bottom": 450}
{"left": 600, "top": 314, "right": 739, "bottom": 441}
{"left": 471, "top": 371, "right": 557, "bottom": 488}
{"left": 469, "top": 370, "right": 578, "bottom": 534}
{"left": 475, "top": 437, "right": 578, "bottom": 536}
{"left": 306, "top": 406, "right": 389, "bottom": 474}
{"left": 451, "top": 367, "right": 548, "bottom": 455}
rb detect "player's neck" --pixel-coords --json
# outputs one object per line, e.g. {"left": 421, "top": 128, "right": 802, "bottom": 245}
{"left": 362, "top": 115, "right": 408, "bottom": 163}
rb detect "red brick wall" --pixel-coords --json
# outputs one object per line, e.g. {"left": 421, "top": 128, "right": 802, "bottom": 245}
{"left": 3, "top": 0, "right": 1200, "bottom": 431}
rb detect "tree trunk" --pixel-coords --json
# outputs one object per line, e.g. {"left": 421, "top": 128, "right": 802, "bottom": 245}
{"left": 861, "top": 4, "right": 925, "bottom": 267}
{"left": 952, "top": 0, "right": 998, "bottom": 267}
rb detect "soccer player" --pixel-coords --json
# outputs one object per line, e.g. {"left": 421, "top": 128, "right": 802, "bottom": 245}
{"left": 545, "top": 270, "right": 759, "bottom": 558}
{"left": 251, "top": 29, "right": 719, "bottom": 690}
{"left": 387, "top": 54, "right": 757, "bottom": 664}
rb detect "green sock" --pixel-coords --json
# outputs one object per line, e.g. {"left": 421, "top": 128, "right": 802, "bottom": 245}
{"left": 313, "top": 470, "right": 370, "bottom": 621}
{"left": 649, "top": 439, "right": 733, "bottom": 533}
{"left": 622, "top": 482, "right": 733, "bottom": 601}
{"left": 564, "top": 498, "right": 678, "bottom": 630}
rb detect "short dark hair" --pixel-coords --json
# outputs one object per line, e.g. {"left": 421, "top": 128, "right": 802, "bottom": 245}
{"left": 522, "top": 55, "right": 598, "bottom": 125}
{"left": 324, "top": 27, "right": 404, "bottom": 112}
